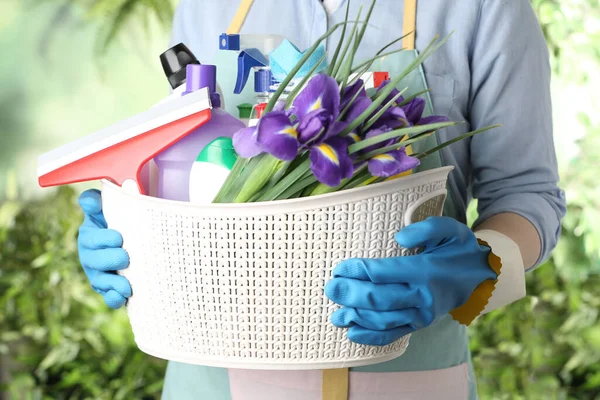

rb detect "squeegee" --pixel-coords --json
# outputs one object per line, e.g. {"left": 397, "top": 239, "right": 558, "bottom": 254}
{"left": 37, "top": 88, "right": 212, "bottom": 195}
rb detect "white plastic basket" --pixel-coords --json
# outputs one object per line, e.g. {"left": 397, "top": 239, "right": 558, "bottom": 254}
{"left": 101, "top": 165, "right": 453, "bottom": 370}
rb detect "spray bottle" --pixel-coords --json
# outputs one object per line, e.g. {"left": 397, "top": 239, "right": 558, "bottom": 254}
{"left": 219, "top": 33, "right": 292, "bottom": 127}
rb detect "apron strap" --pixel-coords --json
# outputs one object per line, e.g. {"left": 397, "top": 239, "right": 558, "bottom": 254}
{"left": 226, "top": 0, "right": 255, "bottom": 34}
{"left": 322, "top": 368, "right": 349, "bottom": 400}
{"left": 402, "top": 0, "right": 417, "bottom": 50}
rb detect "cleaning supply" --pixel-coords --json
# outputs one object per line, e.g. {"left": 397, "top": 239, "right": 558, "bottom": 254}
{"left": 219, "top": 33, "right": 286, "bottom": 126}
{"left": 37, "top": 88, "right": 212, "bottom": 195}
{"left": 154, "top": 64, "right": 245, "bottom": 202}
{"left": 188, "top": 137, "right": 237, "bottom": 204}
{"left": 221, "top": 35, "right": 328, "bottom": 128}
{"left": 237, "top": 103, "right": 253, "bottom": 126}
{"left": 155, "top": 43, "right": 200, "bottom": 106}
{"left": 219, "top": 33, "right": 285, "bottom": 95}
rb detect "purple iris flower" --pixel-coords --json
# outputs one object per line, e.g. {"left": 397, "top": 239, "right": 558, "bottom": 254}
{"left": 403, "top": 96, "right": 450, "bottom": 126}
{"left": 310, "top": 136, "right": 354, "bottom": 187}
{"left": 341, "top": 79, "right": 368, "bottom": 111}
{"left": 361, "top": 125, "right": 420, "bottom": 177}
{"left": 368, "top": 147, "right": 420, "bottom": 177}
{"left": 374, "top": 80, "right": 450, "bottom": 129}
{"left": 232, "top": 73, "right": 354, "bottom": 186}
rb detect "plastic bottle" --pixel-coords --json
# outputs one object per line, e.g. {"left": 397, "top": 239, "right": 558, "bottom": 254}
{"left": 154, "top": 64, "right": 245, "bottom": 201}
{"left": 188, "top": 137, "right": 237, "bottom": 204}
{"left": 155, "top": 43, "right": 226, "bottom": 107}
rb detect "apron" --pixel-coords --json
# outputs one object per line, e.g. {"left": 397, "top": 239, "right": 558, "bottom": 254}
{"left": 162, "top": 1, "right": 476, "bottom": 399}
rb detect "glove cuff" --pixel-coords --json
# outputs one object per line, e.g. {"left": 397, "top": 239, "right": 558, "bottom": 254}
{"left": 448, "top": 237, "right": 503, "bottom": 326}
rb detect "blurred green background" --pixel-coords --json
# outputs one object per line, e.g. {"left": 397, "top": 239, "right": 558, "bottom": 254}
{"left": 1, "top": 0, "right": 599, "bottom": 399}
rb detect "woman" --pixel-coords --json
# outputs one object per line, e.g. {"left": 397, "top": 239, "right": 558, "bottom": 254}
{"left": 76, "top": 0, "right": 566, "bottom": 398}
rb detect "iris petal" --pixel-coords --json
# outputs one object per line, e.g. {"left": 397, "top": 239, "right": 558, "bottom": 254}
{"left": 292, "top": 74, "right": 341, "bottom": 120}
{"left": 371, "top": 106, "right": 409, "bottom": 130}
{"left": 418, "top": 115, "right": 451, "bottom": 125}
{"left": 341, "top": 79, "right": 367, "bottom": 111}
{"left": 403, "top": 98, "right": 426, "bottom": 125}
{"left": 343, "top": 96, "right": 372, "bottom": 125}
{"left": 376, "top": 80, "right": 404, "bottom": 106}
{"left": 323, "top": 120, "right": 349, "bottom": 141}
{"left": 362, "top": 126, "right": 395, "bottom": 153}
{"left": 368, "top": 148, "right": 420, "bottom": 177}
{"left": 256, "top": 111, "right": 299, "bottom": 161}
{"left": 297, "top": 109, "right": 331, "bottom": 145}
{"left": 232, "top": 126, "right": 263, "bottom": 158}
{"left": 309, "top": 137, "right": 354, "bottom": 187}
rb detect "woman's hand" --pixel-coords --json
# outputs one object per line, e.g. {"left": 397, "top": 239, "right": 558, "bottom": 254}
{"left": 325, "top": 217, "right": 498, "bottom": 346}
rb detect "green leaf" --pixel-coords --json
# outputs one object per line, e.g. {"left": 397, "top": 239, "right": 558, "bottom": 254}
{"left": 332, "top": 5, "right": 363, "bottom": 79}
{"left": 415, "top": 125, "right": 501, "bottom": 159}
{"left": 357, "top": 132, "right": 435, "bottom": 161}
{"left": 275, "top": 174, "right": 317, "bottom": 200}
{"left": 213, "top": 157, "right": 253, "bottom": 203}
{"left": 361, "top": 88, "right": 407, "bottom": 132}
{"left": 398, "top": 90, "right": 430, "bottom": 107}
{"left": 349, "top": 34, "right": 409, "bottom": 75}
{"left": 339, "top": 34, "right": 453, "bottom": 137}
{"left": 348, "top": 121, "right": 458, "bottom": 153}
{"left": 327, "top": 0, "right": 351, "bottom": 75}
{"left": 31, "top": 253, "right": 52, "bottom": 269}
{"left": 257, "top": 159, "right": 312, "bottom": 201}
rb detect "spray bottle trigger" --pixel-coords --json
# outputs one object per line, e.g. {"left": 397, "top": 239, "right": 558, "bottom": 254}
{"left": 234, "top": 49, "right": 268, "bottom": 94}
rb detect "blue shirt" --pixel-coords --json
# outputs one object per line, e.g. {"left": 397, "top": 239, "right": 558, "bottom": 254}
{"left": 170, "top": 0, "right": 566, "bottom": 267}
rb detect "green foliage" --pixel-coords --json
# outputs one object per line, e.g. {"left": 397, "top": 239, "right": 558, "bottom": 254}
{"left": 30, "top": 0, "right": 175, "bottom": 55}
{"left": 0, "top": 186, "right": 166, "bottom": 399}
{"left": 467, "top": 122, "right": 600, "bottom": 400}
{"left": 466, "top": 2, "right": 600, "bottom": 398}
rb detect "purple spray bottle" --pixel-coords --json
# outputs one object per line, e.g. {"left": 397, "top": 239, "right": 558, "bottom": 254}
{"left": 154, "top": 60, "right": 245, "bottom": 201}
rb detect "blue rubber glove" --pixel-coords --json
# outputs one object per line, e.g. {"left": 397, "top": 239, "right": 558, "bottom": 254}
{"left": 77, "top": 189, "right": 132, "bottom": 309}
{"left": 324, "top": 216, "right": 498, "bottom": 346}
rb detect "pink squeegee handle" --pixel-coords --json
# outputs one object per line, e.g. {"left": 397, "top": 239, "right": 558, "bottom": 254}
{"left": 38, "top": 109, "right": 212, "bottom": 195}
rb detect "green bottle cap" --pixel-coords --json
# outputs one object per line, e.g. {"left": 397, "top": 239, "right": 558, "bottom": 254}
{"left": 237, "top": 103, "right": 253, "bottom": 119}
{"left": 196, "top": 137, "right": 238, "bottom": 170}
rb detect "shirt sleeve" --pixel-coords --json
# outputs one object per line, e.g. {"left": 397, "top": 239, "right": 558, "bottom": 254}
{"left": 469, "top": 0, "right": 566, "bottom": 269}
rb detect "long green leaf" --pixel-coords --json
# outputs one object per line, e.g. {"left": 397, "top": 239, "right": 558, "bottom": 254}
{"left": 260, "top": 160, "right": 293, "bottom": 194}
{"left": 234, "top": 155, "right": 283, "bottom": 203}
{"left": 310, "top": 162, "right": 369, "bottom": 195}
{"left": 361, "top": 88, "right": 407, "bottom": 132}
{"left": 213, "top": 157, "right": 252, "bottom": 203}
{"left": 342, "top": 169, "right": 374, "bottom": 190}
{"left": 350, "top": 34, "right": 409, "bottom": 74}
{"left": 332, "top": 6, "right": 363, "bottom": 78}
{"left": 398, "top": 89, "right": 430, "bottom": 107}
{"left": 349, "top": 121, "right": 458, "bottom": 153}
{"left": 339, "top": 33, "right": 452, "bottom": 137}
{"left": 357, "top": 133, "right": 435, "bottom": 161}
{"left": 416, "top": 125, "right": 501, "bottom": 159}
{"left": 339, "top": 0, "right": 377, "bottom": 91}
{"left": 258, "top": 159, "right": 312, "bottom": 201}
{"left": 346, "top": 33, "right": 410, "bottom": 86}
{"left": 354, "top": 0, "right": 377, "bottom": 58}
{"left": 275, "top": 175, "right": 318, "bottom": 200}
{"left": 327, "top": 0, "right": 351, "bottom": 75}
{"left": 347, "top": 49, "right": 406, "bottom": 86}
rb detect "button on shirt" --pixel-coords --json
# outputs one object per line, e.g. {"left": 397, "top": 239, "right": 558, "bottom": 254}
{"left": 170, "top": 0, "right": 566, "bottom": 266}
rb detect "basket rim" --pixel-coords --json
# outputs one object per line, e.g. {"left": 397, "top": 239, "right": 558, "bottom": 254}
{"left": 101, "top": 165, "right": 453, "bottom": 216}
